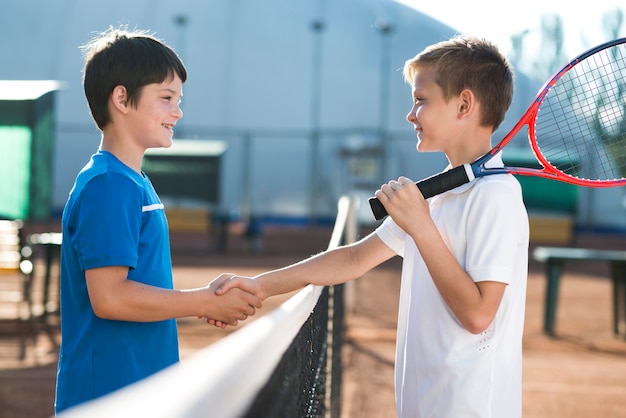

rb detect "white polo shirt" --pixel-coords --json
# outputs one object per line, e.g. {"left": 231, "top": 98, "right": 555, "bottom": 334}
{"left": 376, "top": 158, "right": 529, "bottom": 418}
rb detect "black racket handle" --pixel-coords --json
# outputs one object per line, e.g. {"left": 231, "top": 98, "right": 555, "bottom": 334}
{"left": 368, "top": 165, "right": 472, "bottom": 220}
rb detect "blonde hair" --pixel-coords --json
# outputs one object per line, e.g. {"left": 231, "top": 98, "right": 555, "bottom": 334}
{"left": 403, "top": 35, "right": 514, "bottom": 131}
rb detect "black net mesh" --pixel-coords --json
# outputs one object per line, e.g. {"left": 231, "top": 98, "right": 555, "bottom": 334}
{"left": 241, "top": 285, "right": 344, "bottom": 418}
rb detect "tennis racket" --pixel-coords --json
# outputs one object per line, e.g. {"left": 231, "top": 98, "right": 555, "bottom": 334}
{"left": 369, "top": 37, "right": 626, "bottom": 220}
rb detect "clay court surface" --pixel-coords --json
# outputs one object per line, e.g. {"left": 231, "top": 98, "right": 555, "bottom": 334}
{"left": 1, "top": 224, "right": 625, "bottom": 418}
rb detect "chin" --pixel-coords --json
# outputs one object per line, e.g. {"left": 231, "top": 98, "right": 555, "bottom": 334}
{"left": 416, "top": 142, "right": 437, "bottom": 153}
{"left": 415, "top": 136, "right": 428, "bottom": 152}
{"left": 160, "top": 138, "right": 174, "bottom": 148}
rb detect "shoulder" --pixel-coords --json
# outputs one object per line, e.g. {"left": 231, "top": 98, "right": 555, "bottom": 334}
{"left": 69, "top": 165, "right": 145, "bottom": 218}
{"left": 74, "top": 171, "right": 143, "bottom": 206}
{"left": 475, "top": 173, "right": 522, "bottom": 195}
{"left": 75, "top": 153, "right": 145, "bottom": 195}
{"left": 468, "top": 174, "right": 525, "bottom": 209}
{"left": 464, "top": 174, "right": 528, "bottom": 222}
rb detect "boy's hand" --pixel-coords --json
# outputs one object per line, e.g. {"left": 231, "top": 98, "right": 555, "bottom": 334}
{"left": 215, "top": 275, "right": 264, "bottom": 300}
{"left": 202, "top": 317, "right": 227, "bottom": 328}
{"left": 198, "top": 273, "right": 263, "bottom": 328}
{"left": 375, "top": 176, "right": 430, "bottom": 233}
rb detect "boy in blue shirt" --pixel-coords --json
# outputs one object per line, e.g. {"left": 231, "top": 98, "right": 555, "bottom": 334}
{"left": 54, "top": 27, "right": 262, "bottom": 413}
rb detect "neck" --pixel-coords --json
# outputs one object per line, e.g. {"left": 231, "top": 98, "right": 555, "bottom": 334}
{"left": 446, "top": 124, "right": 493, "bottom": 167}
{"left": 447, "top": 144, "right": 491, "bottom": 167}
{"left": 99, "top": 133, "right": 144, "bottom": 173}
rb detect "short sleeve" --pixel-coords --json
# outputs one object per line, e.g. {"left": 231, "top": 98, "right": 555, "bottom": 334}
{"left": 375, "top": 216, "right": 407, "bottom": 257}
{"left": 71, "top": 172, "right": 142, "bottom": 270}
{"left": 465, "top": 177, "right": 528, "bottom": 284}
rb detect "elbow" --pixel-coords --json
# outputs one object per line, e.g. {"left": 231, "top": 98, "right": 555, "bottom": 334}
{"left": 89, "top": 293, "right": 123, "bottom": 320}
{"left": 462, "top": 315, "right": 494, "bottom": 335}
{"left": 91, "top": 302, "right": 118, "bottom": 320}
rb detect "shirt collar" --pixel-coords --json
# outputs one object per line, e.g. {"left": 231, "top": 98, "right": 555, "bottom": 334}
{"left": 442, "top": 151, "right": 504, "bottom": 195}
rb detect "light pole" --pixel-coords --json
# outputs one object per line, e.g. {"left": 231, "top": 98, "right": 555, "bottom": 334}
{"left": 310, "top": 19, "right": 325, "bottom": 224}
{"left": 173, "top": 14, "right": 188, "bottom": 138}
{"left": 375, "top": 17, "right": 393, "bottom": 184}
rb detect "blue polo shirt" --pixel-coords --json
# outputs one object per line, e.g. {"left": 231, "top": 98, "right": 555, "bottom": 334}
{"left": 55, "top": 150, "right": 178, "bottom": 413}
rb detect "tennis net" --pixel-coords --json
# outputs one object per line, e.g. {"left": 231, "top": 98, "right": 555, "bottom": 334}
{"left": 58, "top": 195, "right": 359, "bottom": 418}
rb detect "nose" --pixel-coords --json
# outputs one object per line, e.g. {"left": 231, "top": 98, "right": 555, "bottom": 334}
{"left": 173, "top": 103, "right": 183, "bottom": 120}
{"left": 406, "top": 108, "right": 416, "bottom": 124}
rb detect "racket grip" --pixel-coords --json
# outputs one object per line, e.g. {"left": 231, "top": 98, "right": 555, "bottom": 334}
{"left": 368, "top": 165, "right": 473, "bottom": 220}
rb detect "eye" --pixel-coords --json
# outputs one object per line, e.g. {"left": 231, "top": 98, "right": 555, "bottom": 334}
{"left": 163, "top": 96, "right": 182, "bottom": 106}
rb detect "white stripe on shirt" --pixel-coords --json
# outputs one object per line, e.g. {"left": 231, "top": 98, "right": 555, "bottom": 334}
{"left": 142, "top": 203, "right": 164, "bottom": 212}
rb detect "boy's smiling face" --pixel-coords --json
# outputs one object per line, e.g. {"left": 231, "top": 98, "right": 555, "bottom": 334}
{"left": 406, "top": 69, "right": 460, "bottom": 154}
{"left": 126, "top": 74, "right": 184, "bottom": 150}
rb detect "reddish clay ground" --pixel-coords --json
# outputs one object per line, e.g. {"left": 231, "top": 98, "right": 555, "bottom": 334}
{"left": 1, "top": 224, "right": 625, "bottom": 417}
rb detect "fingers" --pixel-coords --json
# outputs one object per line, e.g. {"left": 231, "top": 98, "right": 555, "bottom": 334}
{"left": 397, "top": 175, "right": 412, "bottom": 184}
{"left": 245, "top": 291, "right": 263, "bottom": 309}
{"left": 376, "top": 176, "right": 417, "bottom": 198}
{"left": 375, "top": 178, "right": 403, "bottom": 202}
{"left": 237, "top": 293, "right": 261, "bottom": 317}
{"left": 215, "top": 282, "right": 263, "bottom": 310}
{"left": 200, "top": 286, "right": 262, "bottom": 328}
{"left": 199, "top": 318, "right": 225, "bottom": 329}
{"left": 208, "top": 272, "right": 236, "bottom": 290}
{"left": 215, "top": 276, "right": 262, "bottom": 300}
{"left": 387, "top": 176, "right": 413, "bottom": 190}
{"left": 200, "top": 273, "right": 265, "bottom": 329}
{"left": 206, "top": 318, "right": 227, "bottom": 329}
{"left": 205, "top": 311, "right": 254, "bottom": 327}
{"left": 224, "top": 291, "right": 261, "bottom": 325}
{"left": 214, "top": 276, "right": 240, "bottom": 295}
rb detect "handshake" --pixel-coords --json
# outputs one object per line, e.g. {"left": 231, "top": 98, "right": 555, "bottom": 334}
{"left": 199, "top": 273, "right": 264, "bottom": 329}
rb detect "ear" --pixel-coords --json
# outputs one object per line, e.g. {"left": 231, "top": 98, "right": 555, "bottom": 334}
{"left": 457, "top": 89, "right": 475, "bottom": 119}
{"left": 110, "top": 85, "right": 129, "bottom": 115}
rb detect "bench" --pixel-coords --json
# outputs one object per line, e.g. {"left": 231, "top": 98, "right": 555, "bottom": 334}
{"left": 0, "top": 220, "right": 35, "bottom": 317}
{"left": 532, "top": 246, "right": 626, "bottom": 338}
{"left": 27, "top": 232, "right": 62, "bottom": 316}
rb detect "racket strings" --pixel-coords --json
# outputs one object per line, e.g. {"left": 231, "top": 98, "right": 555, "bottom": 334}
{"left": 534, "top": 42, "right": 626, "bottom": 182}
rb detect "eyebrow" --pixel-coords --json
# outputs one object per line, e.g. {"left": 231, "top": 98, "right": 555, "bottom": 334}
{"left": 158, "top": 88, "right": 183, "bottom": 97}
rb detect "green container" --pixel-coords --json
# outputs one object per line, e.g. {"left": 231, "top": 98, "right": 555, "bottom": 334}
{"left": 502, "top": 148, "right": 579, "bottom": 214}
{"left": 142, "top": 140, "right": 226, "bottom": 207}
{"left": 0, "top": 80, "right": 61, "bottom": 220}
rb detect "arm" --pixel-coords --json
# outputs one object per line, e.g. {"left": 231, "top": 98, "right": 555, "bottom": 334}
{"left": 85, "top": 268, "right": 262, "bottom": 326}
{"left": 217, "top": 231, "right": 395, "bottom": 300}
{"left": 409, "top": 221, "right": 506, "bottom": 334}
{"left": 376, "top": 176, "right": 506, "bottom": 334}
{"left": 77, "top": 175, "right": 261, "bottom": 326}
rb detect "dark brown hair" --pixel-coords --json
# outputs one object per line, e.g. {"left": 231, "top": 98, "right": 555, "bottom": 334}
{"left": 81, "top": 27, "right": 187, "bottom": 130}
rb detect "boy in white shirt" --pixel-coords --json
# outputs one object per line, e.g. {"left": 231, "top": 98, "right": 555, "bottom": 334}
{"left": 217, "top": 35, "right": 529, "bottom": 418}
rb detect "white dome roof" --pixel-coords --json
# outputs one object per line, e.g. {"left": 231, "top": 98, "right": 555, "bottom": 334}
{"left": 14, "top": 0, "right": 606, "bottom": 226}
{"left": 0, "top": 0, "right": 536, "bottom": 134}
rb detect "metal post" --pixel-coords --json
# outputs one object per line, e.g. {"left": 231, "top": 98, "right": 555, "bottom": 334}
{"left": 375, "top": 18, "right": 393, "bottom": 184}
{"left": 310, "top": 19, "right": 325, "bottom": 224}
{"left": 173, "top": 14, "right": 188, "bottom": 138}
